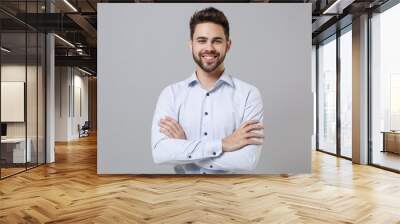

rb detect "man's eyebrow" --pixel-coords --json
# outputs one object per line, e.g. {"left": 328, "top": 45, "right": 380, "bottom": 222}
{"left": 195, "top": 37, "right": 224, "bottom": 40}
{"left": 212, "top": 37, "right": 224, "bottom": 41}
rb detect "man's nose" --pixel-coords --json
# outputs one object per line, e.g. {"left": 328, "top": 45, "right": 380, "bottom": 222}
{"left": 205, "top": 41, "right": 215, "bottom": 51}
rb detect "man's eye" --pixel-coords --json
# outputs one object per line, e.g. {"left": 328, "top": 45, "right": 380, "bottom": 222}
{"left": 198, "top": 40, "right": 206, "bottom": 43}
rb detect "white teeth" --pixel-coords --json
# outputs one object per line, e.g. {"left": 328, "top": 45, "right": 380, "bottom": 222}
{"left": 202, "top": 55, "right": 217, "bottom": 59}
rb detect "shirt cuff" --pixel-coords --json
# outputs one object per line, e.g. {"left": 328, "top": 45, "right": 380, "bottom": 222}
{"left": 204, "top": 139, "right": 223, "bottom": 158}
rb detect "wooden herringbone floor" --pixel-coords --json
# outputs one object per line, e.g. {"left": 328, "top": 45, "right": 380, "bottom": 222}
{"left": 1, "top": 134, "right": 400, "bottom": 224}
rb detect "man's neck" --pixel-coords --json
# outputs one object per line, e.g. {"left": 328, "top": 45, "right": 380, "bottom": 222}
{"left": 195, "top": 66, "right": 225, "bottom": 90}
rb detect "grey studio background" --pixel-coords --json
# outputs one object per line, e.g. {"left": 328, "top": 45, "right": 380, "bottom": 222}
{"left": 97, "top": 3, "right": 312, "bottom": 174}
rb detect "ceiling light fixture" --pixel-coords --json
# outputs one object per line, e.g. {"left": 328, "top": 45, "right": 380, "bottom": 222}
{"left": 54, "top": 34, "right": 75, "bottom": 48}
{"left": 63, "top": 0, "right": 78, "bottom": 12}
{"left": 1, "top": 47, "right": 11, "bottom": 53}
{"left": 323, "top": 0, "right": 354, "bottom": 14}
{"left": 78, "top": 67, "right": 93, "bottom": 76}
{"left": 323, "top": 0, "right": 342, "bottom": 14}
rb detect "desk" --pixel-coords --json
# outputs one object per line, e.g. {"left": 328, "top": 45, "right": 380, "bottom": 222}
{"left": 1, "top": 138, "right": 31, "bottom": 163}
{"left": 381, "top": 131, "right": 400, "bottom": 154}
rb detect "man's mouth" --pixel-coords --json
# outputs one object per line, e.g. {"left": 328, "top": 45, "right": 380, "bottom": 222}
{"left": 201, "top": 54, "right": 217, "bottom": 63}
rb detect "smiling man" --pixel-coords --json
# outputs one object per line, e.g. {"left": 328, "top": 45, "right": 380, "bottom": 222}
{"left": 151, "top": 7, "right": 264, "bottom": 174}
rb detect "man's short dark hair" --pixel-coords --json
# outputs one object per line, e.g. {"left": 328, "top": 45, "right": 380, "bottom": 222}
{"left": 190, "top": 7, "right": 230, "bottom": 40}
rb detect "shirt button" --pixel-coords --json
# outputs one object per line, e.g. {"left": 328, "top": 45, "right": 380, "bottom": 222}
{"left": 204, "top": 132, "right": 208, "bottom": 136}
{"left": 204, "top": 112, "right": 208, "bottom": 116}
{"left": 206, "top": 93, "right": 210, "bottom": 96}
{"left": 188, "top": 155, "right": 191, "bottom": 159}
{"left": 212, "top": 152, "right": 216, "bottom": 156}
{"left": 209, "top": 165, "right": 213, "bottom": 168}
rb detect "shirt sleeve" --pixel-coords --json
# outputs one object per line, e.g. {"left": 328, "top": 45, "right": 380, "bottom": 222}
{"left": 196, "top": 87, "right": 264, "bottom": 172}
{"left": 151, "top": 86, "right": 223, "bottom": 165}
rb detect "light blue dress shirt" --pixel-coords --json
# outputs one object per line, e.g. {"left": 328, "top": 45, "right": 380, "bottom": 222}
{"left": 151, "top": 70, "right": 264, "bottom": 174}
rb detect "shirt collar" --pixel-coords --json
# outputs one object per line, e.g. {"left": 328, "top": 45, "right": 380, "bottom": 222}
{"left": 186, "top": 69, "right": 234, "bottom": 88}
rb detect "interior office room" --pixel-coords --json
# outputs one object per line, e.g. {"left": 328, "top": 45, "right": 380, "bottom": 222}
{"left": 0, "top": 9, "right": 46, "bottom": 178}
{"left": 0, "top": 0, "right": 399, "bottom": 223}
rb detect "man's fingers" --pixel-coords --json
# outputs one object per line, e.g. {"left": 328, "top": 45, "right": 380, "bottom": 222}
{"left": 160, "top": 119, "right": 179, "bottom": 134}
{"left": 159, "top": 125, "right": 172, "bottom": 135}
{"left": 245, "top": 132, "right": 264, "bottom": 139}
{"left": 165, "top": 117, "right": 182, "bottom": 132}
{"left": 240, "top": 120, "right": 261, "bottom": 129}
{"left": 246, "top": 138, "right": 264, "bottom": 145}
{"left": 159, "top": 122, "right": 178, "bottom": 136}
{"left": 243, "top": 123, "right": 264, "bottom": 133}
{"left": 160, "top": 127, "right": 173, "bottom": 138}
{"left": 163, "top": 117, "right": 182, "bottom": 133}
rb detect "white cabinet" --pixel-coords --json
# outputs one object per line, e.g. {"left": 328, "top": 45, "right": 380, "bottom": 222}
{"left": 1, "top": 138, "right": 32, "bottom": 163}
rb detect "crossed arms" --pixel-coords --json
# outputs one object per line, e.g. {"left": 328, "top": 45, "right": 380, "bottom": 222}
{"left": 151, "top": 87, "right": 264, "bottom": 172}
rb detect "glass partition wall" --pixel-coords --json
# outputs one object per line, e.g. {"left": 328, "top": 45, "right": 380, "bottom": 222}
{"left": 316, "top": 0, "right": 400, "bottom": 172}
{"left": 370, "top": 3, "right": 400, "bottom": 171}
{"left": 317, "top": 35, "right": 337, "bottom": 155}
{"left": 0, "top": 1, "right": 46, "bottom": 179}
{"left": 316, "top": 26, "right": 353, "bottom": 159}
{"left": 339, "top": 27, "right": 352, "bottom": 159}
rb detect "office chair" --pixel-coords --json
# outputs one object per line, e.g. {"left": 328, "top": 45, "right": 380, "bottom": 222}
{"left": 79, "top": 121, "right": 90, "bottom": 138}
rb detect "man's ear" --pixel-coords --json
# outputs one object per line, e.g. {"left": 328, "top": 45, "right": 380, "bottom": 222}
{"left": 188, "top": 40, "right": 193, "bottom": 52}
{"left": 226, "top": 39, "right": 232, "bottom": 52}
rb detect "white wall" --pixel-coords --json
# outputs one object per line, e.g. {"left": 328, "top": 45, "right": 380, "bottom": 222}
{"left": 55, "top": 66, "right": 70, "bottom": 141}
{"left": 72, "top": 72, "right": 89, "bottom": 138}
{"left": 55, "top": 67, "right": 89, "bottom": 141}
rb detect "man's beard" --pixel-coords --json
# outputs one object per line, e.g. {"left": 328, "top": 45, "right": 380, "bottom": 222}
{"left": 192, "top": 50, "right": 226, "bottom": 73}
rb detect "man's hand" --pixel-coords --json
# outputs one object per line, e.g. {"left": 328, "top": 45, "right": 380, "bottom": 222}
{"left": 222, "top": 120, "right": 264, "bottom": 152}
{"left": 159, "top": 116, "right": 187, "bottom": 140}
